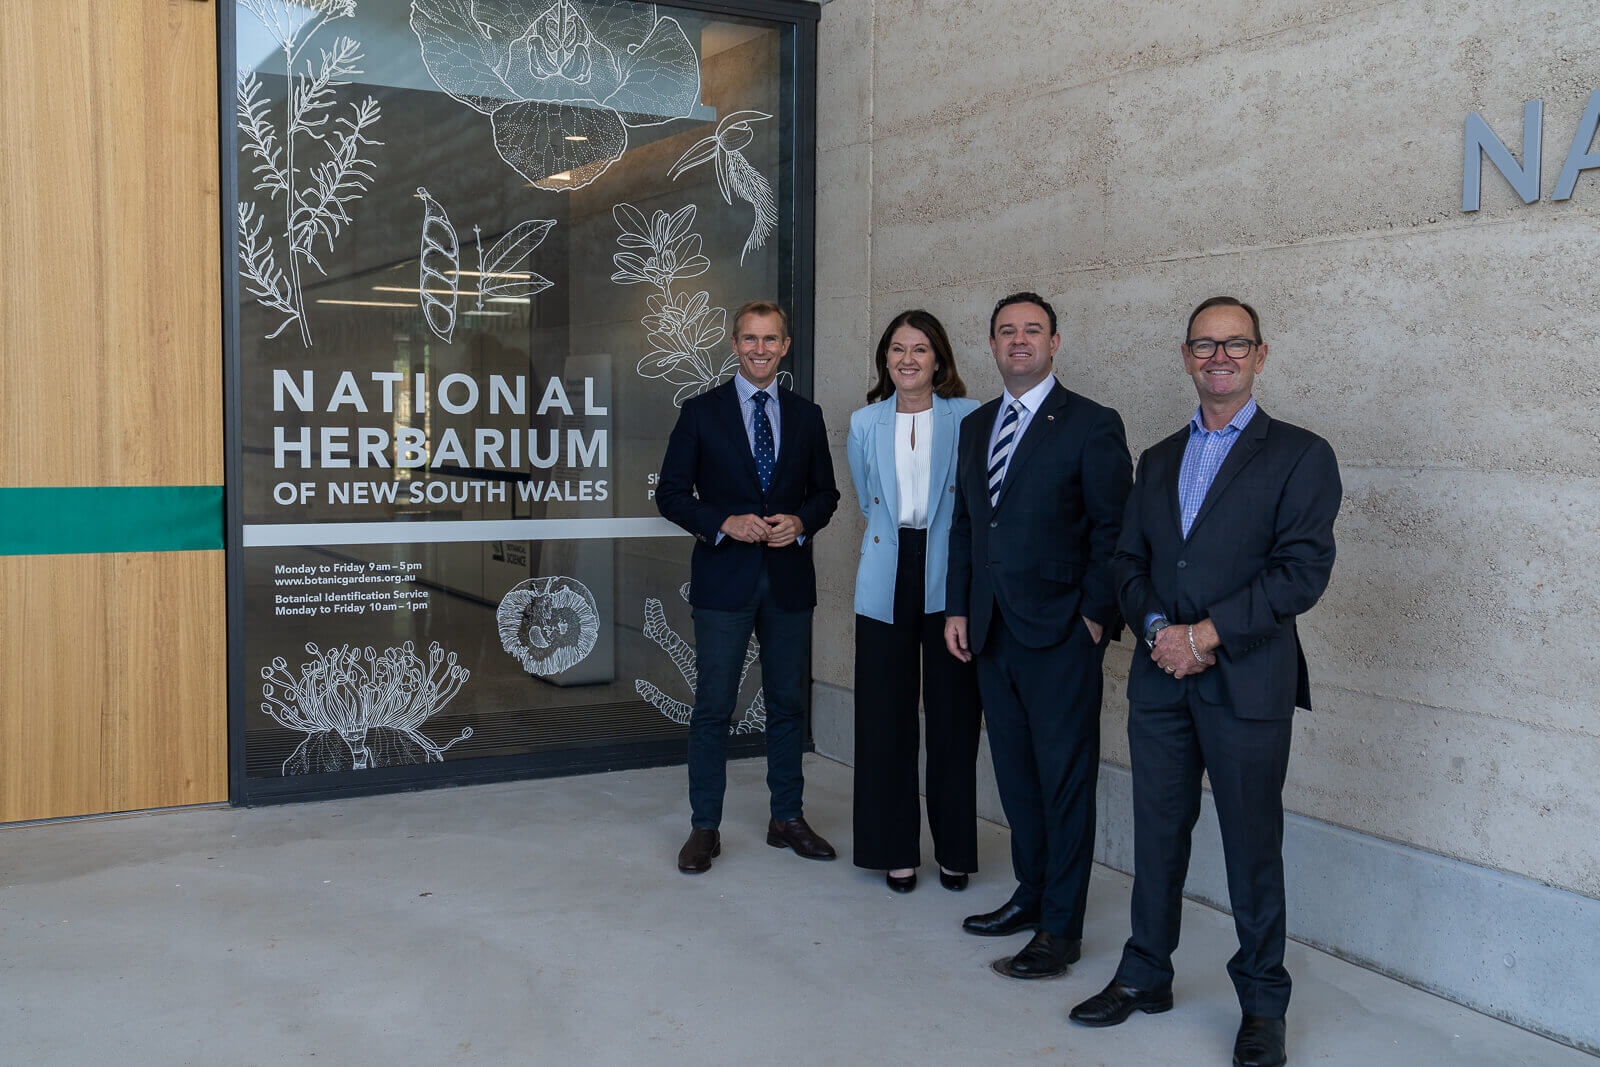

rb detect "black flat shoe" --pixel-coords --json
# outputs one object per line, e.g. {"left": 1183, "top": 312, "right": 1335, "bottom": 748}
{"left": 886, "top": 870, "right": 917, "bottom": 893}
{"left": 1069, "top": 979, "right": 1175, "bottom": 1027}
{"left": 1233, "top": 1015, "right": 1287, "bottom": 1067}
{"left": 938, "top": 869, "right": 969, "bottom": 892}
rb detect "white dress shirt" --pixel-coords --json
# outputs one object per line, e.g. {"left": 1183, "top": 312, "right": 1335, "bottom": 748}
{"left": 985, "top": 375, "right": 1056, "bottom": 486}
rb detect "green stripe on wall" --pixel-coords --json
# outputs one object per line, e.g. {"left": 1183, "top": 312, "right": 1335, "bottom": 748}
{"left": 0, "top": 486, "right": 224, "bottom": 556}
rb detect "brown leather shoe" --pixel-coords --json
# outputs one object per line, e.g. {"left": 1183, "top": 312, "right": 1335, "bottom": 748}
{"left": 765, "top": 816, "right": 837, "bottom": 860}
{"left": 677, "top": 828, "right": 720, "bottom": 874}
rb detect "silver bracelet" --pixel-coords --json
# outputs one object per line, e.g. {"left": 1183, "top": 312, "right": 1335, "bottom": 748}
{"left": 1187, "top": 625, "right": 1206, "bottom": 663}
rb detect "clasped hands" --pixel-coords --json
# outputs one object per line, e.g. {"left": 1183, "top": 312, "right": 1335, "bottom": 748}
{"left": 1152, "top": 618, "right": 1220, "bottom": 678}
{"left": 721, "top": 513, "right": 804, "bottom": 547}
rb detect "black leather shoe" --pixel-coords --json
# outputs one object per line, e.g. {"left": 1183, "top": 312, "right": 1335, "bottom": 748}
{"left": 1069, "top": 979, "right": 1175, "bottom": 1027}
{"left": 677, "top": 828, "right": 720, "bottom": 874}
{"left": 938, "top": 869, "right": 969, "bottom": 892}
{"left": 1233, "top": 1015, "right": 1287, "bottom": 1067}
{"left": 962, "top": 900, "right": 1040, "bottom": 937}
{"left": 766, "top": 817, "right": 837, "bottom": 860}
{"left": 886, "top": 870, "right": 917, "bottom": 893}
{"left": 991, "top": 930, "right": 1081, "bottom": 979}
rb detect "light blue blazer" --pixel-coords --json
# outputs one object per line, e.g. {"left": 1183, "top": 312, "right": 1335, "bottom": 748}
{"left": 847, "top": 394, "right": 981, "bottom": 625}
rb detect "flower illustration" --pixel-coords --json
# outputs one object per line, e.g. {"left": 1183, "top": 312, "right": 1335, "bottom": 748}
{"left": 410, "top": 0, "right": 702, "bottom": 190}
{"left": 259, "top": 641, "right": 472, "bottom": 775}
{"left": 669, "top": 109, "right": 776, "bottom": 263}
{"left": 609, "top": 203, "right": 709, "bottom": 287}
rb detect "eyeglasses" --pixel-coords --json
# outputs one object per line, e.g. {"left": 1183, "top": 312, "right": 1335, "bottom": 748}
{"left": 1185, "top": 337, "right": 1258, "bottom": 359}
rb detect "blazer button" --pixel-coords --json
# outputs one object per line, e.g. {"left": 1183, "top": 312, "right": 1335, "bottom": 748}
{"left": 874, "top": 497, "right": 879, "bottom": 504}
{"left": 949, "top": 485, "right": 955, "bottom": 492}
{"left": 1176, "top": 560, "right": 1188, "bottom": 569}
{"left": 989, "top": 520, "right": 997, "bottom": 528}
{"left": 874, "top": 536, "right": 880, "bottom": 543}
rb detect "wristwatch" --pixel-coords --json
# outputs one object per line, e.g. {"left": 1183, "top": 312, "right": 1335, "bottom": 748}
{"left": 1143, "top": 616, "right": 1171, "bottom": 649}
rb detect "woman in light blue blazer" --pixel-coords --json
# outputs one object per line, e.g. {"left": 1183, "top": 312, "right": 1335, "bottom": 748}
{"left": 847, "top": 310, "right": 983, "bottom": 894}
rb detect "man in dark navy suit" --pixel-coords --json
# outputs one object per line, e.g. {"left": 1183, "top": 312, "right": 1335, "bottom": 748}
{"left": 1070, "top": 297, "right": 1341, "bottom": 1067}
{"left": 656, "top": 300, "right": 841, "bottom": 874}
{"left": 944, "top": 292, "right": 1132, "bottom": 979}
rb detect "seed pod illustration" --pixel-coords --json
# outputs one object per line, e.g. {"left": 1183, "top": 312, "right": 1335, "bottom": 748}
{"left": 417, "top": 187, "right": 459, "bottom": 342}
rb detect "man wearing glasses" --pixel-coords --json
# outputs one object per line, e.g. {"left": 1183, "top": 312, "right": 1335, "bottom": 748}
{"left": 1069, "top": 297, "right": 1341, "bottom": 1067}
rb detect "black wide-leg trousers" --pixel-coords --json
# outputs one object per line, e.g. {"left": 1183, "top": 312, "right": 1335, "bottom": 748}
{"left": 852, "top": 528, "right": 982, "bottom": 873}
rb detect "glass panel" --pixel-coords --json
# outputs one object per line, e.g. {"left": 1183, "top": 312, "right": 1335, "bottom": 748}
{"left": 231, "top": 0, "right": 796, "bottom": 783}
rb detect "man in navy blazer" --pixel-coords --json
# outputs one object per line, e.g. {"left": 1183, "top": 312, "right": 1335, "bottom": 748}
{"left": 656, "top": 301, "right": 841, "bottom": 874}
{"left": 1070, "top": 297, "right": 1341, "bottom": 1067}
{"left": 945, "top": 292, "right": 1132, "bottom": 979}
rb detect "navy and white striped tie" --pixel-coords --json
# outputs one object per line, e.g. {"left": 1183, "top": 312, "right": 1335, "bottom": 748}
{"left": 987, "top": 402, "right": 1019, "bottom": 507}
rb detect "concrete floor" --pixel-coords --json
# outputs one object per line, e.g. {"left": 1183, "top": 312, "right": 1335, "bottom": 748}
{"left": 0, "top": 756, "right": 1589, "bottom": 1067}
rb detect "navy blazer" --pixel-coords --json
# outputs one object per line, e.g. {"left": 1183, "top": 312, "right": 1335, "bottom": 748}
{"left": 656, "top": 379, "right": 840, "bottom": 611}
{"left": 947, "top": 380, "right": 1132, "bottom": 653}
{"left": 1114, "top": 407, "right": 1341, "bottom": 719}
{"left": 846, "top": 394, "right": 980, "bottom": 624}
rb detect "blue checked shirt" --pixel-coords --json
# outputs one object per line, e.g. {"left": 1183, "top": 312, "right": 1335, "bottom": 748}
{"left": 1145, "top": 396, "right": 1258, "bottom": 637}
{"left": 1178, "top": 396, "right": 1257, "bottom": 537}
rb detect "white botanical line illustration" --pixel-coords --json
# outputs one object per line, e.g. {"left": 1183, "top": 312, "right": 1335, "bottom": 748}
{"left": 237, "top": 0, "right": 383, "bottom": 346}
{"left": 415, "top": 188, "right": 556, "bottom": 342}
{"left": 472, "top": 219, "right": 557, "bottom": 311}
{"left": 498, "top": 576, "right": 601, "bottom": 676}
{"left": 410, "top": 0, "right": 701, "bottom": 191}
{"left": 259, "top": 641, "right": 473, "bottom": 775}
{"left": 611, "top": 202, "right": 727, "bottom": 405}
{"left": 417, "top": 187, "right": 459, "bottom": 341}
{"left": 636, "top": 583, "right": 767, "bottom": 734}
{"left": 669, "top": 110, "right": 776, "bottom": 264}
{"left": 611, "top": 201, "right": 790, "bottom": 405}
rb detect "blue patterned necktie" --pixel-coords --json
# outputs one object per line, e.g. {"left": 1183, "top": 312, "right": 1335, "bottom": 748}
{"left": 987, "top": 401, "right": 1019, "bottom": 507}
{"left": 752, "top": 389, "right": 775, "bottom": 491}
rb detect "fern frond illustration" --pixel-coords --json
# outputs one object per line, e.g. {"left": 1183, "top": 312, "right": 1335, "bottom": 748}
{"left": 635, "top": 583, "right": 766, "bottom": 734}
{"left": 668, "top": 110, "right": 776, "bottom": 264}
{"left": 236, "top": 0, "right": 383, "bottom": 346}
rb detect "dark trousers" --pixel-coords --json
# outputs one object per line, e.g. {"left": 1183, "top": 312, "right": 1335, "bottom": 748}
{"left": 687, "top": 566, "right": 812, "bottom": 829}
{"left": 852, "top": 528, "right": 982, "bottom": 873}
{"left": 1114, "top": 692, "right": 1294, "bottom": 1016}
{"left": 976, "top": 611, "right": 1106, "bottom": 939}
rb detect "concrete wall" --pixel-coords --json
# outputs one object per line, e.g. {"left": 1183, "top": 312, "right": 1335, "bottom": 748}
{"left": 809, "top": 0, "right": 1600, "bottom": 1052}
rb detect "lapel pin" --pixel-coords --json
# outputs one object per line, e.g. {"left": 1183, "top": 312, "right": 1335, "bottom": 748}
{"left": 1046, "top": 414, "right": 1055, "bottom": 421}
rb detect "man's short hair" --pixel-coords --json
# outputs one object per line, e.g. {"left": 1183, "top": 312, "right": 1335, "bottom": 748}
{"left": 989, "top": 291, "right": 1057, "bottom": 338}
{"left": 733, "top": 300, "right": 790, "bottom": 339}
{"left": 1186, "top": 296, "right": 1262, "bottom": 344}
